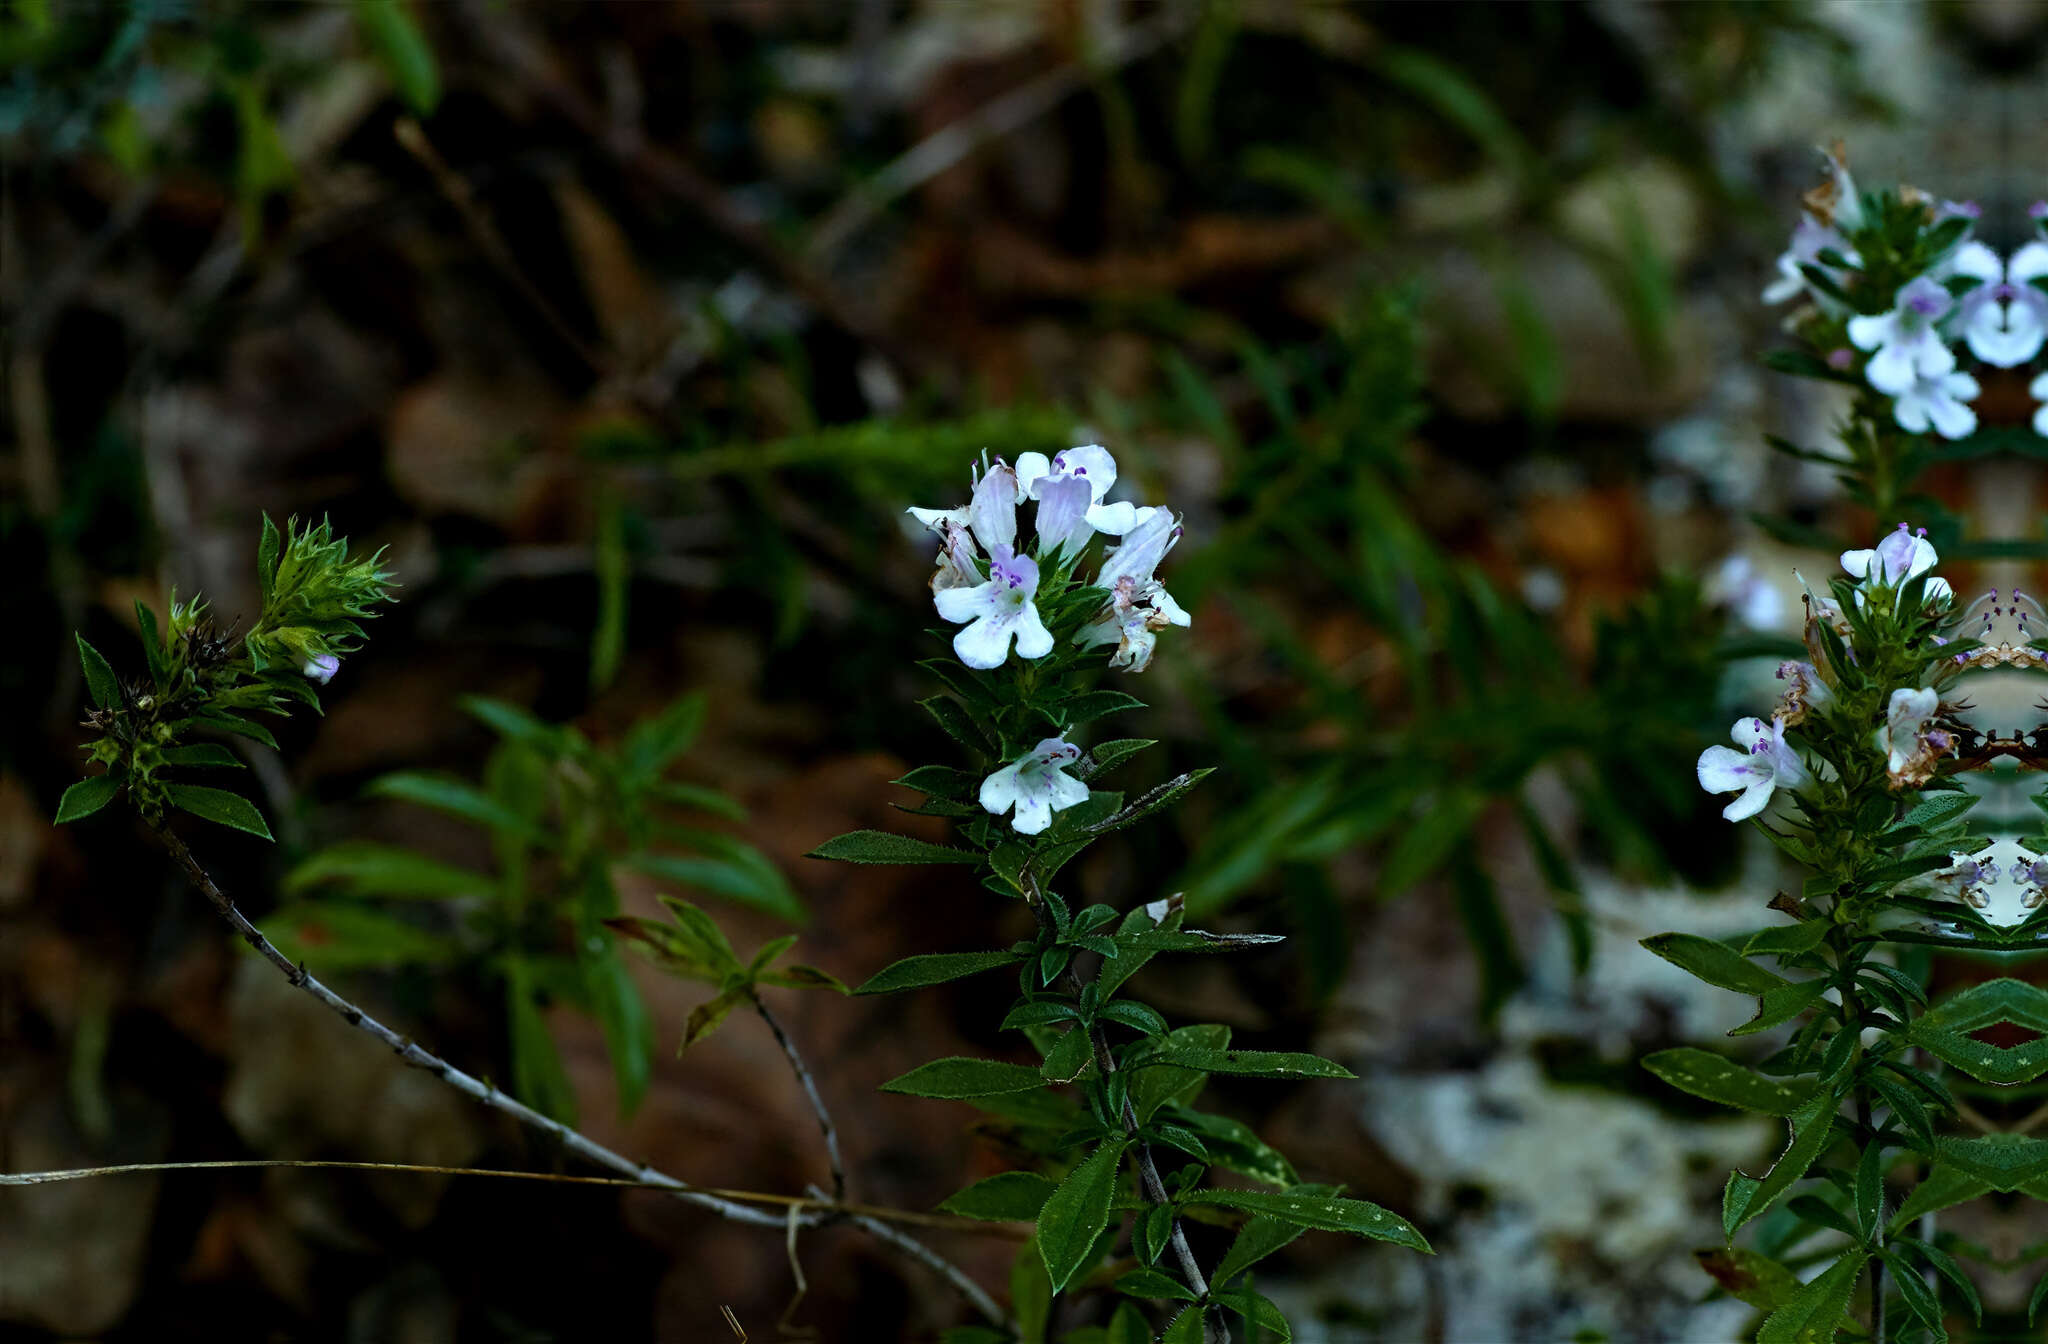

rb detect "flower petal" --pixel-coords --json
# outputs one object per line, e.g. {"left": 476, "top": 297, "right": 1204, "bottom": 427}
{"left": 1698, "top": 744, "right": 1758, "bottom": 793}
{"left": 953, "top": 614, "right": 1015, "bottom": 669}
{"left": 1722, "top": 781, "right": 1775, "bottom": 822}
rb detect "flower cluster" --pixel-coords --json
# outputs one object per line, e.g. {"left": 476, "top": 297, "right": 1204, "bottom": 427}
{"left": 1699, "top": 524, "right": 1962, "bottom": 823}
{"left": 912, "top": 445, "right": 1187, "bottom": 674}
{"left": 1766, "top": 146, "right": 2048, "bottom": 440}
{"left": 909, "top": 445, "right": 1187, "bottom": 833}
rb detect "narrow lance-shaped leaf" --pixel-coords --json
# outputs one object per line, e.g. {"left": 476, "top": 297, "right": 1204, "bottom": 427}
{"left": 1037, "top": 1138, "right": 1129, "bottom": 1292}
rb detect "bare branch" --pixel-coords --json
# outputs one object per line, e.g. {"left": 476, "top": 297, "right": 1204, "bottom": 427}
{"left": 753, "top": 995, "right": 846, "bottom": 1202}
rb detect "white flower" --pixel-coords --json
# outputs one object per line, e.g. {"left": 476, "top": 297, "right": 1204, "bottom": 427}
{"left": 908, "top": 455, "right": 1019, "bottom": 553}
{"left": 1016, "top": 445, "right": 1145, "bottom": 557}
{"left": 1839, "top": 522, "right": 1954, "bottom": 612}
{"left": 1697, "top": 716, "right": 1808, "bottom": 822}
{"left": 1847, "top": 276, "right": 1957, "bottom": 397}
{"left": 979, "top": 737, "right": 1088, "bottom": 835}
{"left": 1878, "top": 686, "right": 1950, "bottom": 788}
{"left": 2031, "top": 369, "right": 2048, "bottom": 439}
{"left": 1891, "top": 367, "right": 1979, "bottom": 441}
{"left": 1955, "top": 241, "right": 2048, "bottom": 367}
{"left": 1076, "top": 507, "right": 1189, "bottom": 672}
{"left": 934, "top": 543, "right": 1054, "bottom": 669}
{"left": 303, "top": 653, "right": 340, "bottom": 684}
{"left": 1763, "top": 213, "right": 1861, "bottom": 307}
{"left": 1708, "top": 554, "right": 1783, "bottom": 630}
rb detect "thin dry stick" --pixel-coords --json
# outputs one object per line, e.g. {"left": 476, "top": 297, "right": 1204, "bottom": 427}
{"left": 153, "top": 824, "right": 783, "bottom": 1226}
{"left": 149, "top": 822, "right": 1014, "bottom": 1329}
{"left": 753, "top": 995, "right": 846, "bottom": 1202}
{"left": 0, "top": 1159, "right": 1004, "bottom": 1232}
{"left": 816, "top": 1185, "right": 1013, "bottom": 1331}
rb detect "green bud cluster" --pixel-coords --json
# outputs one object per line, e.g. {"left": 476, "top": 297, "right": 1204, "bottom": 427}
{"left": 57, "top": 515, "right": 396, "bottom": 839}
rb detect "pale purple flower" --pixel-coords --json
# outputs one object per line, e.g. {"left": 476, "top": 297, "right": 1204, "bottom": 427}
{"left": 908, "top": 455, "right": 1019, "bottom": 553}
{"left": 1708, "top": 554, "right": 1783, "bottom": 630}
{"left": 1847, "top": 276, "right": 1957, "bottom": 396}
{"left": 934, "top": 543, "right": 1053, "bottom": 669}
{"left": 2033, "top": 369, "right": 2048, "bottom": 439}
{"left": 1697, "top": 717, "right": 1808, "bottom": 822}
{"left": 303, "top": 653, "right": 340, "bottom": 684}
{"left": 979, "top": 737, "right": 1088, "bottom": 835}
{"left": 1954, "top": 241, "right": 2048, "bottom": 367}
{"left": 1015, "top": 445, "right": 1144, "bottom": 556}
{"left": 1763, "top": 213, "right": 1861, "bottom": 306}
{"left": 1077, "top": 507, "right": 1189, "bottom": 672}
{"left": 1842, "top": 523, "right": 1938, "bottom": 587}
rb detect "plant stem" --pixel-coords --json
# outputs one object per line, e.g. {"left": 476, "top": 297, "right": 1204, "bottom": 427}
{"left": 152, "top": 823, "right": 1009, "bottom": 1329}
{"left": 754, "top": 995, "right": 846, "bottom": 1202}
{"left": 1022, "top": 876, "right": 1225, "bottom": 1343}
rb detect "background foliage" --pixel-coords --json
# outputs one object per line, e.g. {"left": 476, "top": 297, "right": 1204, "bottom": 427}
{"left": 4, "top": 1, "right": 2028, "bottom": 1339}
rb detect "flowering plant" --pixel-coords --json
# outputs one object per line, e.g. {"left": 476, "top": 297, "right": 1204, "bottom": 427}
{"left": 1646, "top": 154, "right": 2048, "bottom": 1343}
{"left": 813, "top": 443, "right": 1428, "bottom": 1341}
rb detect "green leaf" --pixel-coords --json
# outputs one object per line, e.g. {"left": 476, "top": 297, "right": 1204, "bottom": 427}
{"left": 1889, "top": 1162, "right": 1991, "bottom": 1233}
{"left": 1184, "top": 1188, "right": 1430, "bottom": 1252}
{"left": 583, "top": 938, "right": 652, "bottom": 1111}
{"left": 76, "top": 633, "right": 119, "bottom": 709}
{"left": 1723, "top": 1172, "right": 1760, "bottom": 1242}
{"left": 1095, "top": 1000, "right": 1167, "bottom": 1036}
{"left": 261, "top": 901, "right": 460, "bottom": 969}
{"left": 286, "top": 842, "right": 487, "bottom": 899}
{"left": 1162, "top": 1105, "right": 1299, "bottom": 1187}
{"left": 937, "top": 1171, "right": 1057, "bottom": 1221}
{"left": 506, "top": 959, "right": 577, "bottom": 1124}
{"left": 1852, "top": 1141, "right": 1885, "bottom": 1241}
{"left": 1162, "top": 1306, "right": 1209, "bottom": 1344}
{"left": 1012, "top": 1235, "right": 1053, "bottom": 1344}
{"left": 1037, "top": 1139, "right": 1129, "bottom": 1292}
{"left": 460, "top": 695, "right": 562, "bottom": 751}
{"left": 1740, "top": 921, "right": 1829, "bottom": 959}
{"left": 893, "top": 765, "right": 981, "bottom": 802}
{"left": 681, "top": 986, "right": 746, "bottom": 1050}
{"left": 257, "top": 513, "right": 282, "bottom": 600}
{"left": 193, "top": 712, "right": 279, "bottom": 749}
{"left": 1095, "top": 769, "right": 1215, "bottom": 834}
{"left": 1138, "top": 1047, "right": 1354, "bottom": 1081}
{"left": 160, "top": 744, "right": 244, "bottom": 769}
{"left": 655, "top": 897, "right": 743, "bottom": 974}
{"left": 54, "top": 775, "right": 119, "bottom": 824}
{"left": 1895, "top": 1235, "right": 1982, "bottom": 1326}
{"left": 1909, "top": 978, "right": 2048, "bottom": 1084}
{"left": 354, "top": 0, "right": 440, "bottom": 114}
{"left": 1729, "top": 978, "right": 1830, "bottom": 1036}
{"left": 805, "top": 829, "right": 981, "bottom": 865}
{"left": 1081, "top": 739, "right": 1155, "bottom": 778}
{"left": 135, "top": 600, "right": 168, "bottom": 689}
{"left": 1931, "top": 1133, "right": 2048, "bottom": 1193}
{"left": 1212, "top": 1215, "right": 1308, "bottom": 1286}
{"left": 1214, "top": 1286, "right": 1292, "bottom": 1340}
{"left": 1133, "top": 1024, "right": 1229, "bottom": 1122}
{"left": 1059, "top": 690, "right": 1146, "bottom": 728}
{"left": 163, "top": 783, "right": 272, "bottom": 840}
{"left": 1730, "top": 1092, "right": 1839, "bottom": 1235}
{"left": 879, "top": 1057, "right": 1047, "bottom": 1099}
{"left": 1695, "top": 1247, "right": 1801, "bottom": 1313}
{"left": 855, "top": 949, "right": 1024, "bottom": 996}
{"left": 923, "top": 695, "right": 992, "bottom": 757}
{"left": 1038, "top": 1024, "right": 1093, "bottom": 1084}
{"left": 1639, "top": 932, "right": 1788, "bottom": 995}
{"left": 1113, "top": 1266, "right": 1197, "bottom": 1301}
{"left": 1898, "top": 792, "right": 1979, "bottom": 831}
{"left": 622, "top": 851, "right": 805, "bottom": 922}
{"left": 1883, "top": 1247, "right": 1948, "bottom": 1342}
{"left": 368, "top": 771, "right": 539, "bottom": 837}
{"left": 1641, "top": 1048, "right": 1813, "bottom": 1116}
{"left": 1756, "top": 1247, "right": 1867, "bottom": 1344}
{"left": 1105, "top": 1302, "right": 1152, "bottom": 1344}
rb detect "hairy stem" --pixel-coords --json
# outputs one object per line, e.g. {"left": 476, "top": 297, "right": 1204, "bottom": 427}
{"left": 153, "top": 823, "right": 1007, "bottom": 1328}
